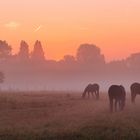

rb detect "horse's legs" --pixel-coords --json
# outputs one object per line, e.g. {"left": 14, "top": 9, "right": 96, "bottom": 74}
{"left": 96, "top": 90, "right": 99, "bottom": 100}
{"left": 109, "top": 98, "right": 113, "bottom": 112}
{"left": 115, "top": 99, "right": 118, "bottom": 112}
{"left": 88, "top": 92, "right": 90, "bottom": 98}
{"left": 119, "top": 100, "right": 121, "bottom": 111}
{"left": 131, "top": 92, "right": 136, "bottom": 103}
{"left": 94, "top": 91, "right": 97, "bottom": 99}
{"left": 119, "top": 100, "right": 124, "bottom": 111}
{"left": 90, "top": 92, "right": 93, "bottom": 98}
{"left": 93, "top": 92, "right": 95, "bottom": 98}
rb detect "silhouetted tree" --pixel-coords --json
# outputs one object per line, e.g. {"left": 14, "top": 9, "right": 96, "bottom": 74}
{"left": 126, "top": 53, "right": 140, "bottom": 70}
{"left": 76, "top": 44, "right": 105, "bottom": 65}
{"left": 18, "top": 40, "right": 29, "bottom": 62}
{"left": 107, "top": 60, "right": 127, "bottom": 74}
{"left": 62, "top": 55, "right": 76, "bottom": 63}
{"left": 31, "top": 40, "right": 45, "bottom": 61}
{"left": 58, "top": 55, "right": 77, "bottom": 71}
{"left": 0, "top": 40, "right": 12, "bottom": 60}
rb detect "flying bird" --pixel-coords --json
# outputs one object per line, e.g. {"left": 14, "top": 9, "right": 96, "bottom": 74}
{"left": 34, "top": 25, "right": 42, "bottom": 32}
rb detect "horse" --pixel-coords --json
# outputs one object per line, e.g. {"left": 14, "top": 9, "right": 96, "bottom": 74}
{"left": 108, "top": 85, "right": 126, "bottom": 112}
{"left": 130, "top": 82, "right": 140, "bottom": 103}
{"left": 82, "top": 83, "right": 100, "bottom": 100}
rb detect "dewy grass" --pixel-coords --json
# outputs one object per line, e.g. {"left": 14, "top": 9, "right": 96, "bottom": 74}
{"left": 0, "top": 91, "right": 139, "bottom": 140}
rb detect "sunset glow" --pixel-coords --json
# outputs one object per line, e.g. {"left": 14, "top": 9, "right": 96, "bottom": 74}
{"left": 0, "top": 0, "right": 140, "bottom": 61}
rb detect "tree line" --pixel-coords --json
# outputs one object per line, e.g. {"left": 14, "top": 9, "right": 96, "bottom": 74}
{"left": 0, "top": 40, "right": 140, "bottom": 90}
{"left": 0, "top": 39, "right": 140, "bottom": 72}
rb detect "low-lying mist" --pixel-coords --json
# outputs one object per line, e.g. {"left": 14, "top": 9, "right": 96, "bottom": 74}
{"left": 0, "top": 42, "right": 139, "bottom": 92}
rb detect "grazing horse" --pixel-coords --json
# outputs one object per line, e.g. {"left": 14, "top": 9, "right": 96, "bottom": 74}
{"left": 82, "top": 83, "right": 100, "bottom": 100}
{"left": 130, "top": 82, "right": 140, "bottom": 103}
{"left": 108, "top": 85, "right": 126, "bottom": 112}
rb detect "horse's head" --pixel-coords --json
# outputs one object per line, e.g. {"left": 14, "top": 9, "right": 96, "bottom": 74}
{"left": 82, "top": 92, "right": 85, "bottom": 98}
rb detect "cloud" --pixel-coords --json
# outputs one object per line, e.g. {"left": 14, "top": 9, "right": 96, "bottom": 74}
{"left": 4, "top": 21, "right": 20, "bottom": 29}
{"left": 34, "top": 25, "right": 42, "bottom": 32}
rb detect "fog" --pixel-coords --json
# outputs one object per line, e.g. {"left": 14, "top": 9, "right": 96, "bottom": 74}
{"left": 2, "top": 72, "right": 138, "bottom": 92}
{"left": 0, "top": 41, "right": 139, "bottom": 92}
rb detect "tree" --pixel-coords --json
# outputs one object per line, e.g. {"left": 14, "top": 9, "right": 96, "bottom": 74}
{"left": 126, "top": 53, "right": 140, "bottom": 69}
{"left": 62, "top": 55, "right": 76, "bottom": 63}
{"left": 76, "top": 43, "right": 105, "bottom": 65}
{"left": 0, "top": 40, "right": 12, "bottom": 60}
{"left": 18, "top": 40, "right": 29, "bottom": 61}
{"left": 31, "top": 40, "right": 45, "bottom": 61}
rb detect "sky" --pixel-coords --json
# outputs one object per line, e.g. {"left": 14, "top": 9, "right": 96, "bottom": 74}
{"left": 0, "top": 0, "right": 140, "bottom": 61}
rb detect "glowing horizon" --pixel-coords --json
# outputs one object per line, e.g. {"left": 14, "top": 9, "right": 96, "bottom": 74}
{"left": 0, "top": 0, "right": 140, "bottom": 61}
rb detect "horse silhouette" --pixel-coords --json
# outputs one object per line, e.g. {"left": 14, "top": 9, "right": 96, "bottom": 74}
{"left": 82, "top": 83, "right": 100, "bottom": 100}
{"left": 108, "top": 85, "right": 126, "bottom": 112}
{"left": 130, "top": 82, "right": 140, "bottom": 103}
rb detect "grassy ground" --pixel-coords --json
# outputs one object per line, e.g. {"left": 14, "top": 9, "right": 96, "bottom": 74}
{"left": 0, "top": 91, "right": 139, "bottom": 140}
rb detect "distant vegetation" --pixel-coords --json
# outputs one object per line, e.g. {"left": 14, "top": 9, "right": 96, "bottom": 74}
{"left": 0, "top": 40, "right": 140, "bottom": 90}
{"left": 0, "top": 40, "right": 140, "bottom": 70}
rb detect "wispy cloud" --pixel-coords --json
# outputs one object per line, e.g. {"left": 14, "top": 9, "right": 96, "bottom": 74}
{"left": 34, "top": 25, "right": 43, "bottom": 32}
{"left": 4, "top": 21, "right": 20, "bottom": 29}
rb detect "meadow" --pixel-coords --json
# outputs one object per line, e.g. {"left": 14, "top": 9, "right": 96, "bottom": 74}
{"left": 0, "top": 91, "right": 139, "bottom": 140}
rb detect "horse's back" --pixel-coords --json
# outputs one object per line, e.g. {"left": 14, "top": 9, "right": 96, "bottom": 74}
{"left": 93, "top": 83, "right": 99, "bottom": 90}
{"left": 84, "top": 83, "right": 99, "bottom": 93}
{"left": 108, "top": 85, "right": 125, "bottom": 99}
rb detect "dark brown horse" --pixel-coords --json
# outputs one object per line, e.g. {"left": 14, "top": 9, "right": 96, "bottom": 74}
{"left": 130, "top": 82, "right": 140, "bottom": 103}
{"left": 108, "top": 85, "right": 126, "bottom": 112}
{"left": 82, "top": 83, "right": 100, "bottom": 100}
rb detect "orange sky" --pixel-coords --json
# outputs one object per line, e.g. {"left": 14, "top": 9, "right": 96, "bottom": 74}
{"left": 0, "top": 0, "right": 140, "bottom": 61}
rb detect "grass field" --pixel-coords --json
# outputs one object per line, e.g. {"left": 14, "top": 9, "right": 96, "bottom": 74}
{"left": 0, "top": 91, "right": 140, "bottom": 140}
